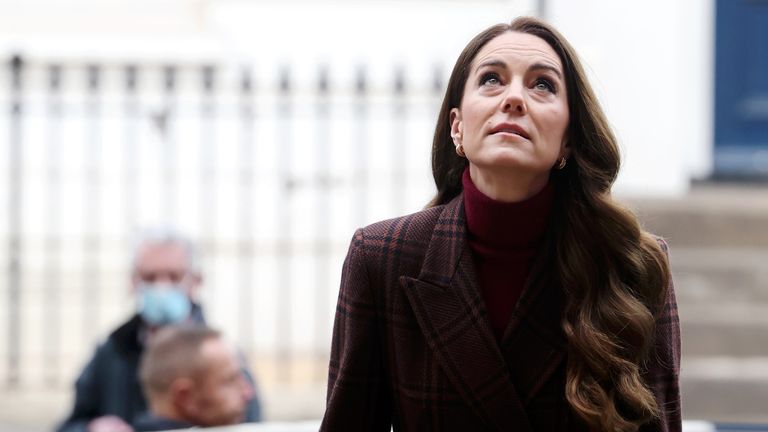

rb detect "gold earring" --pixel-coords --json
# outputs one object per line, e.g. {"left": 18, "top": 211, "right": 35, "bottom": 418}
{"left": 555, "top": 156, "right": 567, "bottom": 170}
{"left": 455, "top": 144, "right": 466, "bottom": 157}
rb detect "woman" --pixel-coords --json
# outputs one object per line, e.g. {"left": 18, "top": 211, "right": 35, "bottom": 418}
{"left": 321, "top": 16, "right": 681, "bottom": 432}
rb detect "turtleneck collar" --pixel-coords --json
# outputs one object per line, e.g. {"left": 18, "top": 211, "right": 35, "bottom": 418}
{"left": 462, "top": 168, "right": 554, "bottom": 249}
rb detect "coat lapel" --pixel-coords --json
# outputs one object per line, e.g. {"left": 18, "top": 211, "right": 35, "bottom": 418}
{"left": 400, "top": 195, "right": 533, "bottom": 432}
{"left": 499, "top": 235, "right": 568, "bottom": 404}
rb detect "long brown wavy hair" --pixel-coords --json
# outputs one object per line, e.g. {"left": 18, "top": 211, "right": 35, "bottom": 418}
{"left": 429, "top": 17, "right": 671, "bottom": 432}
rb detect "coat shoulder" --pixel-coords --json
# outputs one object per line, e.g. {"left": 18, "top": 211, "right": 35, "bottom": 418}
{"left": 348, "top": 205, "right": 446, "bottom": 280}
{"left": 359, "top": 204, "right": 445, "bottom": 246}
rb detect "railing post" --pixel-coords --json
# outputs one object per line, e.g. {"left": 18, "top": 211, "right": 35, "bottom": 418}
{"left": 161, "top": 65, "right": 178, "bottom": 221}
{"left": 353, "top": 65, "right": 368, "bottom": 226}
{"left": 314, "top": 64, "right": 331, "bottom": 380}
{"left": 392, "top": 65, "right": 406, "bottom": 213}
{"left": 82, "top": 64, "right": 102, "bottom": 342}
{"left": 44, "top": 63, "right": 63, "bottom": 385}
{"left": 199, "top": 64, "right": 217, "bottom": 317}
{"left": 123, "top": 64, "right": 139, "bottom": 237}
{"left": 276, "top": 65, "right": 293, "bottom": 383}
{"left": 6, "top": 54, "right": 24, "bottom": 388}
{"left": 238, "top": 67, "right": 256, "bottom": 355}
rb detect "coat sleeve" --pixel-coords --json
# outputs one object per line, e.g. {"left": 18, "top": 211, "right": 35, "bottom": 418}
{"left": 320, "top": 229, "right": 392, "bottom": 432}
{"left": 55, "top": 348, "right": 103, "bottom": 432}
{"left": 641, "top": 239, "right": 682, "bottom": 432}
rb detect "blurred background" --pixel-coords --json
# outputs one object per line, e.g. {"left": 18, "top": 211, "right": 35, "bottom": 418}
{"left": 0, "top": 0, "right": 766, "bottom": 430}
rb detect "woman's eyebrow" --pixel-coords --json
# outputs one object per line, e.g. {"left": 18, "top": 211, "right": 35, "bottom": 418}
{"left": 474, "top": 59, "right": 507, "bottom": 72}
{"left": 529, "top": 62, "right": 563, "bottom": 79}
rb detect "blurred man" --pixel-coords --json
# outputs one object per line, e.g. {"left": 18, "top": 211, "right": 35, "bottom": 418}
{"left": 56, "top": 228, "right": 261, "bottom": 432}
{"left": 134, "top": 325, "right": 254, "bottom": 431}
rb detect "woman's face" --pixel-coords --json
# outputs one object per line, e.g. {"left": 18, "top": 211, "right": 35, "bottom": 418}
{"left": 451, "top": 31, "right": 570, "bottom": 188}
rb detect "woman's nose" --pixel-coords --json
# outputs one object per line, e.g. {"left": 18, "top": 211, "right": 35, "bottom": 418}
{"left": 501, "top": 82, "right": 526, "bottom": 114}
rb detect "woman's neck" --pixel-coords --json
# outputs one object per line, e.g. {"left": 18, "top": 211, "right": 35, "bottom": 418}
{"left": 468, "top": 164, "right": 548, "bottom": 203}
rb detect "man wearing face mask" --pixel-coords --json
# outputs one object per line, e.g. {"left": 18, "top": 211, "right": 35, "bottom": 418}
{"left": 56, "top": 228, "right": 262, "bottom": 432}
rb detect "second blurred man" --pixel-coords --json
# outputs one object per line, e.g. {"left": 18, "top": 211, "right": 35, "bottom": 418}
{"left": 135, "top": 325, "right": 255, "bottom": 431}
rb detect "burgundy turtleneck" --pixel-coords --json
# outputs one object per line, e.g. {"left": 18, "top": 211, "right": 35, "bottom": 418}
{"left": 462, "top": 169, "right": 554, "bottom": 341}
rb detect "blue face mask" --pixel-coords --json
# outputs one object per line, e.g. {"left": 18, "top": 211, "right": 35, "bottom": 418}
{"left": 137, "top": 283, "right": 192, "bottom": 326}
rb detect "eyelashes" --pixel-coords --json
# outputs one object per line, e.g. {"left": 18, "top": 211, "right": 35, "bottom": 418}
{"left": 534, "top": 78, "right": 557, "bottom": 94}
{"left": 479, "top": 72, "right": 501, "bottom": 87}
{"left": 477, "top": 71, "right": 559, "bottom": 94}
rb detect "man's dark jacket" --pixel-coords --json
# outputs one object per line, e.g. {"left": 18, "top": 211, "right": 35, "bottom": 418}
{"left": 132, "top": 412, "right": 195, "bottom": 432}
{"left": 56, "top": 307, "right": 261, "bottom": 432}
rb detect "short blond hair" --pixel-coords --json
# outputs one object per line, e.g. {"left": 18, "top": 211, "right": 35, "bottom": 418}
{"left": 138, "top": 324, "right": 220, "bottom": 399}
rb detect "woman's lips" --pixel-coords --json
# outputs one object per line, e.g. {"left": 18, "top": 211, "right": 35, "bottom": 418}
{"left": 489, "top": 123, "right": 530, "bottom": 139}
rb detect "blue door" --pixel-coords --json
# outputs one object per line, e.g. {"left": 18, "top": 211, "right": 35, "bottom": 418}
{"left": 715, "top": 0, "right": 768, "bottom": 177}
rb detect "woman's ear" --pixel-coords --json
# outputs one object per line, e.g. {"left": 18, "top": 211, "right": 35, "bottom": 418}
{"left": 449, "top": 108, "right": 463, "bottom": 143}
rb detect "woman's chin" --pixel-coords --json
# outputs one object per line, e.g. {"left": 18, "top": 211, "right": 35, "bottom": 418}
{"left": 471, "top": 153, "right": 540, "bottom": 172}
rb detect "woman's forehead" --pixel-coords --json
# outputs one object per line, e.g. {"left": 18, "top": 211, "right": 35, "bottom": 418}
{"left": 472, "top": 31, "right": 562, "bottom": 73}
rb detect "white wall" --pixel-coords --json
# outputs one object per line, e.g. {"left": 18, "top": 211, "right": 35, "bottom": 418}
{"left": 548, "top": 0, "right": 714, "bottom": 195}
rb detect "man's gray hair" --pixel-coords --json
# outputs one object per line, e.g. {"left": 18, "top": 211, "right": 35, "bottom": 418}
{"left": 131, "top": 226, "right": 201, "bottom": 274}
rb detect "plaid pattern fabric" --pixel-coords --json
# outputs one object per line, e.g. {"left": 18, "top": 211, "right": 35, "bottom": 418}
{"left": 641, "top": 238, "right": 683, "bottom": 432}
{"left": 320, "top": 195, "right": 681, "bottom": 432}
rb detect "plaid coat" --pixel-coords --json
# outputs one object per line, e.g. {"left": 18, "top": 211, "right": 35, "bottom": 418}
{"left": 321, "top": 194, "right": 681, "bottom": 432}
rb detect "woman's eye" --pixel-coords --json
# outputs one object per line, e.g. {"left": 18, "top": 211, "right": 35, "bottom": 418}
{"left": 534, "top": 78, "right": 556, "bottom": 93}
{"left": 480, "top": 73, "right": 502, "bottom": 87}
